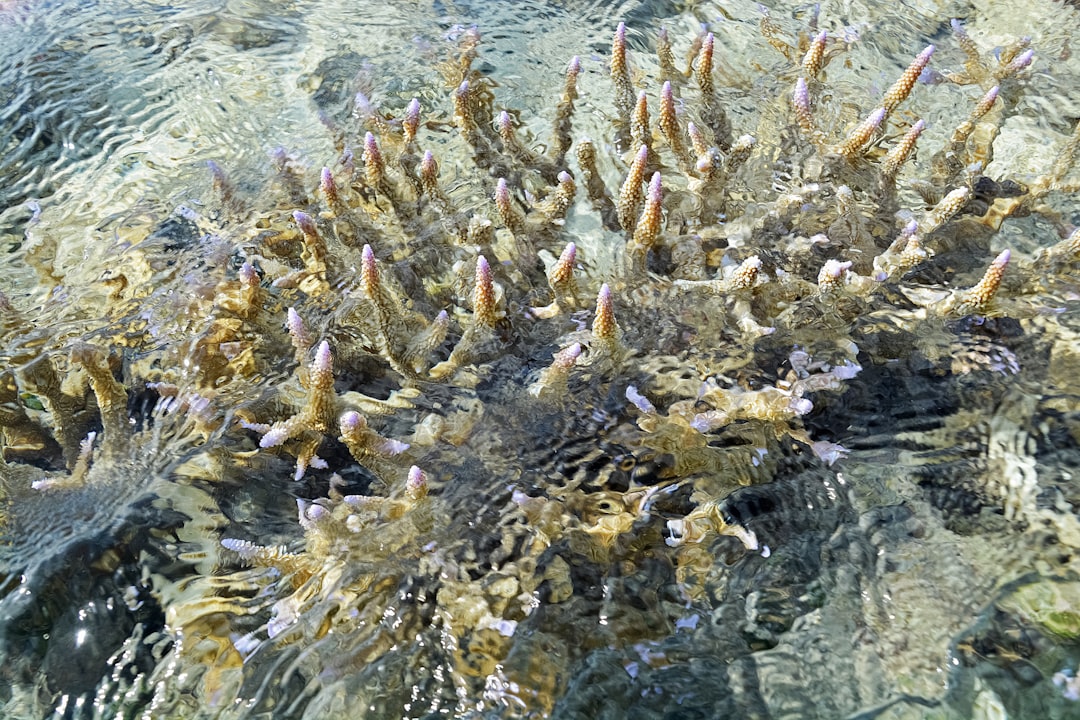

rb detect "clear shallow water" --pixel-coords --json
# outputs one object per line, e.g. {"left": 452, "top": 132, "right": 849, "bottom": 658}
{"left": 1, "top": 0, "right": 1079, "bottom": 718}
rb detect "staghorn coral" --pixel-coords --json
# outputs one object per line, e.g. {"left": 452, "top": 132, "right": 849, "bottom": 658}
{"left": 1, "top": 6, "right": 1079, "bottom": 720}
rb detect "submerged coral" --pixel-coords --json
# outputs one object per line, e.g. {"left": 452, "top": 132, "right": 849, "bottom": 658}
{"left": 1, "top": 4, "right": 1080, "bottom": 719}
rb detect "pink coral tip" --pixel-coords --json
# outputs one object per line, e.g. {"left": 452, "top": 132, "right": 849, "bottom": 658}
{"left": 313, "top": 340, "right": 333, "bottom": 374}
{"left": 598, "top": 283, "right": 611, "bottom": 306}
{"left": 293, "top": 210, "right": 317, "bottom": 235}
{"left": 207, "top": 160, "right": 225, "bottom": 181}
{"left": 557, "top": 342, "right": 582, "bottom": 367}
{"left": 560, "top": 242, "right": 576, "bottom": 264}
{"left": 364, "top": 132, "right": 381, "bottom": 156}
{"left": 361, "top": 244, "right": 378, "bottom": 290}
{"left": 286, "top": 307, "right": 305, "bottom": 336}
{"left": 239, "top": 262, "right": 258, "bottom": 285}
{"left": 593, "top": 283, "right": 616, "bottom": 340}
{"left": 340, "top": 410, "right": 364, "bottom": 432}
{"left": 407, "top": 465, "right": 427, "bottom": 491}
{"left": 647, "top": 172, "right": 663, "bottom": 201}
{"left": 421, "top": 150, "right": 437, "bottom": 174}
{"left": 1009, "top": 49, "right": 1034, "bottom": 71}
{"left": 794, "top": 77, "right": 809, "bottom": 105}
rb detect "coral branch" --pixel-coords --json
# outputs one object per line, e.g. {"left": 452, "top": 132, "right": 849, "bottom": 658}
{"left": 618, "top": 145, "right": 650, "bottom": 233}
{"left": 802, "top": 30, "right": 827, "bottom": 78}
{"left": 611, "top": 22, "right": 635, "bottom": 120}
{"left": 882, "top": 45, "right": 934, "bottom": 116}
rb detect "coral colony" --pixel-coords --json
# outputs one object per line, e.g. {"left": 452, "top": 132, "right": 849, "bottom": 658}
{"left": 2, "top": 10, "right": 1080, "bottom": 719}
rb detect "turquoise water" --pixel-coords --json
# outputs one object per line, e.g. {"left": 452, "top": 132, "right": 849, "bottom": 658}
{"left": 1, "top": 0, "right": 1080, "bottom": 718}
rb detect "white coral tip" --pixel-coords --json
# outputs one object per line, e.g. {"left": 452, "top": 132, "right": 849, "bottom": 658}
{"left": 378, "top": 438, "right": 410, "bottom": 456}
{"left": 260, "top": 425, "right": 290, "bottom": 448}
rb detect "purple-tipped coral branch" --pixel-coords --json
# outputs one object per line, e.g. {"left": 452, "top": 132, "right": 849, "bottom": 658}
{"left": 656, "top": 27, "right": 679, "bottom": 86}
{"left": 948, "top": 249, "right": 1011, "bottom": 315}
{"left": 245, "top": 340, "right": 340, "bottom": 480}
{"left": 287, "top": 307, "right": 312, "bottom": 361}
{"left": 472, "top": 255, "right": 497, "bottom": 329}
{"left": 535, "top": 171, "right": 576, "bottom": 226}
{"left": 630, "top": 91, "right": 652, "bottom": 157}
{"left": 532, "top": 241, "right": 579, "bottom": 318}
{"left": 320, "top": 167, "right": 348, "bottom": 217}
{"left": 835, "top": 107, "right": 886, "bottom": 159}
{"left": 659, "top": 81, "right": 693, "bottom": 171}
{"left": 880, "top": 119, "right": 925, "bottom": 186}
{"left": 882, "top": 45, "right": 934, "bottom": 116}
{"left": 586, "top": 283, "right": 624, "bottom": 369}
{"left": 1000, "top": 48, "right": 1034, "bottom": 78}
{"left": 494, "top": 178, "right": 525, "bottom": 236}
{"left": 611, "top": 22, "right": 635, "bottom": 121}
{"left": 725, "top": 134, "right": 756, "bottom": 175}
{"left": 631, "top": 172, "right": 664, "bottom": 257}
{"left": 402, "top": 98, "right": 421, "bottom": 147}
{"left": 576, "top": 138, "right": 618, "bottom": 229}
{"left": 923, "top": 187, "right": 970, "bottom": 234}
{"left": 695, "top": 32, "right": 715, "bottom": 97}
{"left": 618, "top": 145, "right": 650, "bottom": 233}
{"left": 497, "top": 110, "right": 537, "bottom": 167}
{"left": 453, "top": 80, "right": 481, "bottom": 149}
{"left": 339, "top": 410, "right": 409, "bottom": 480}
{"left": 551, "top": 56, "right": 581, "bottom": 162}
{"left": 419, "top": 150, "right": 452, "bottom": 213}
{"left": 792, "top": 77, "right": 821, "bottom": 147}
{"left": 802, "top": 30, "right": 827, "bottom": 78}
{"left": 528, "top": 342, "right": 582, "bottom": 400}
{"left": 696, "top": 32, "right": 732, "bottom": 149}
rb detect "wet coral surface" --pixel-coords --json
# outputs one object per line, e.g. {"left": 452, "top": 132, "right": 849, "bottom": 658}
{"left": 1, "top": 0, "right": 1080, "bottom": 718}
